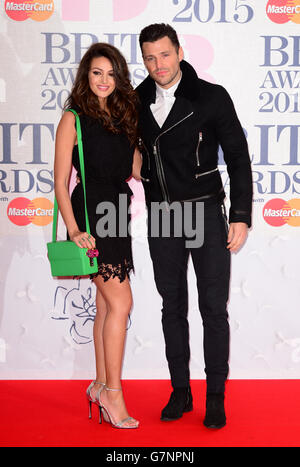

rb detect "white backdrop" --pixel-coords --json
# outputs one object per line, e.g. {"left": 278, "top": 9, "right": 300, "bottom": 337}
{"left": 1, "top": 0, "right": 300, "bottom": 380}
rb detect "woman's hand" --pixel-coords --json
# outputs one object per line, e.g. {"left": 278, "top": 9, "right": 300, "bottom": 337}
{"left": 70, "top": 230, "right": 96, "bottom": 250}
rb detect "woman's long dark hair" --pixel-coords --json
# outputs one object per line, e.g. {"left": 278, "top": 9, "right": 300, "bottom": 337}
{"left": 64, "top": 42, "right": 138, "bottom": 145}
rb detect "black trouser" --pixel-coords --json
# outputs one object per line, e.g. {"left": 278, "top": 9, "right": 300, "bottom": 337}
{"left": 147, "top": 201, "right": 231, "bottom": 394}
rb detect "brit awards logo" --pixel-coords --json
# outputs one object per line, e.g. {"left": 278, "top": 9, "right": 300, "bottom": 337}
{"left": 266, "top": 0, "right": 300, "bottom": 24}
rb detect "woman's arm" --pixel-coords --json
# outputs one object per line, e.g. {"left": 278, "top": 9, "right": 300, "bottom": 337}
{"left": 132, "top": 147, "right": 142, "bottom": 180}
{"left": 54, "top": 112, "right": 95, "bottom": 249}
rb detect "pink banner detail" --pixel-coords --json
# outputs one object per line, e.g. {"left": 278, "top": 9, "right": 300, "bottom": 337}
{"left": 128, "top": 178, "right": 145, "bottom": 219}
{"left": 113, "top": 0, "right": 149, "bottom": 21}
{"left": 61, "top": 0, "right": 90, "bottom": 21}
{"left": 182, "top": 35, "right": 215, "bottom": 83}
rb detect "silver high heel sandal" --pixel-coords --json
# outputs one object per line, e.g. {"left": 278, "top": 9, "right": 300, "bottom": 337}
{"left": 98, "top": 386, "right": 139, "bottom": 429}
{"left": 86, "top": 381, "right": 105, "bottom": 421}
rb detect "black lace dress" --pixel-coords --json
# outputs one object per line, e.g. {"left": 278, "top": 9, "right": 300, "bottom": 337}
{"left": 70, "top": 111, "right": 134, "bottom": 282}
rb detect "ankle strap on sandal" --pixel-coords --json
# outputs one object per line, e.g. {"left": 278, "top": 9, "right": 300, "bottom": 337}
{"left": 105, "top": 386, "right": 122, "bottom": 392}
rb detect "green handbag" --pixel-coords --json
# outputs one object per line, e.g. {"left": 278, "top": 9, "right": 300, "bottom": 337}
{"left": 47, "top": 109, "right": 98, "bottom": 277}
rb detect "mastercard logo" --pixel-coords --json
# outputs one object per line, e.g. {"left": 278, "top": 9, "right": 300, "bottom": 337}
{"left": 7, "top": 197, "right": 53, "bottom": 226}
{"left": 263, "top": 198, "right": 300, "bottom": 226}
{"left": 266, "top": 0, "right": 300, "bottom": 24}
{"left": 5, "top": 0, "right": 54, "bottom": 22}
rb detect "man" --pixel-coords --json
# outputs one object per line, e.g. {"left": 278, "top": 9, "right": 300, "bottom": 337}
{"left": 135, "top": 24, "right": 252, "bottom": 428}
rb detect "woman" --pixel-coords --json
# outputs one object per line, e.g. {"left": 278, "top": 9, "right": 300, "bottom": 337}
{"left": 54, "top": 43, "right": 141, "bottom": 429}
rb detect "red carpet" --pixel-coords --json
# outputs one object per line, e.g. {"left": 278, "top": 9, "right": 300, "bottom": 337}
{"left": 0, "top": 379, "right": 299, "bottom": 447}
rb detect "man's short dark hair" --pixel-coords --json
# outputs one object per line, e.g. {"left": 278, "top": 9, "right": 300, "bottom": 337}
{"left": 139, "top": 23, "right": 180, "bottom": 53}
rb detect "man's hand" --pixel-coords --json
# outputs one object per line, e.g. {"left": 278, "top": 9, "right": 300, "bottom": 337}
{"left": 227, "top": 222, "right": 248, "bottom": 252}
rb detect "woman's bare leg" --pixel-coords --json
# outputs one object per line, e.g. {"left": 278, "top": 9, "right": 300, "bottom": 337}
{"left": 92, "top": 273, "right": 137, "bottom": 426}
{"left": 93, "top": 288, "right": 107, "bottom": 382}
{"left": 89, "top": 288, "right": 107, "bottom": 399}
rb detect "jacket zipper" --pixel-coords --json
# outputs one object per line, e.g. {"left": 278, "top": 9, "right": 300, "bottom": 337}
{"left": 221, "top": 203, "right": 229, "bottom": 235}
{"left": 194, "top": 131, "right": 218, "bottom": 178}
{"left": 195, "top": 131, "right": 202, "bottom": 167}
{"left": 153, "top": 112, "right": 194, "bottom": 203}
{"left": 139, "top": 137, "right": 151, "bottom": 171}
{"left": 195, "top": 167, "right": 219, "bottom": 179}
{"left": 153, "top": 143, "right": 170, "bottom": 203}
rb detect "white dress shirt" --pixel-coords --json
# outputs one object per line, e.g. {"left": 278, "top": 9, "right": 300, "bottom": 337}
{"left": 150, "top": 75, "right": 182, "bottom": 128}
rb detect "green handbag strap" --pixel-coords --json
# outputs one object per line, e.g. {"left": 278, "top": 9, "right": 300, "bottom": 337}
{"left": 52, "top": 108, "right": 91, "bottom": 242}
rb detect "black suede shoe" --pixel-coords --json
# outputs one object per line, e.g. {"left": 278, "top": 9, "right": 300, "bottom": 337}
{"left": 203, "top": 393, "right": 226, "bottom": 429}
{"left": 161, "top": 387, "right": 193, "bottom": 421}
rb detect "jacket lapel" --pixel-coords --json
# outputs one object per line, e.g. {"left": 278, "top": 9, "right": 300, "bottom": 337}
{"left": 160, "top": 96, "right": 194, "bottom": 133}
{"left": 141, "top": 104, "right": 161, "bottom": 139}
